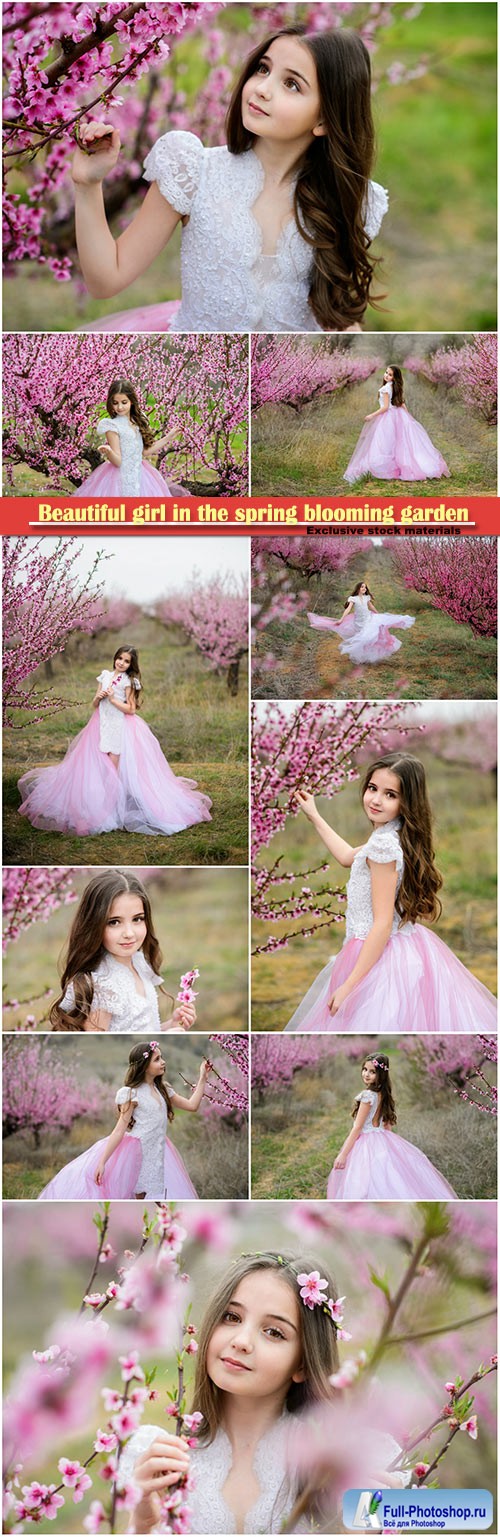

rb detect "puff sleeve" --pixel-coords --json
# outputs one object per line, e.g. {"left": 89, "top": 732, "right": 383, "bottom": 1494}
{"left": 364, "top": 179, "right": 389, "bottom": 240}
{"left": 357, "top": 1089, "right": 377, "bottom": 1105}
{"left": 96, "top": 417, "right": 124, "bottom": 436}
{"left": 143, "top": 130, "right": 204, "bottom": 214}
{"left": 365, "top": 826, "right": 403, "bottom": 872}
{"left": 115, "top": 1087, "right": 139, "bottom": 1106}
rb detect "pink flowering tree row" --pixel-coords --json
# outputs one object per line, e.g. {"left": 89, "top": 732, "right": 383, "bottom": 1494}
{"left": 251, "top": 336, "right": 380, "bottom": 413}
{"left": 3, "top": 1037, "right": 110, "bottom": 1145}
{"left": 154, "top": 574, "right": 248, "bottom": 694}
{"left": 3, "top": 537, "right": 107, "bottom": 727}
{"left": 3, "top": 334, "right": 249, "bottom": 493}
{"left": 403, "top": 336, "right": 497, "bottom": 426}
{"left": 251, "top": 700, "right": 412, "bottom": 954}
{"left": 175, "top": 1036, "right": 249, "bottom": 1125}
{"left": 398, "top": 1035, "right": 497, "bottom": 1119}
{"left": 251, "top": 537, "right": 367, "bottom": 687}
{"left": 3, "top": 867, "right": 79, "bottom": 952}
{"left": 390, "top": 537, "right": 497, "bottom": 638}
{"left": 3, "top": 2, "right": 428, "bottom": 284}
{"left": 251, "top": 1035, "right": 375, "bottom": 1100}
{"left": 2, "top": 1200, "right": 496, "bottom": 1534}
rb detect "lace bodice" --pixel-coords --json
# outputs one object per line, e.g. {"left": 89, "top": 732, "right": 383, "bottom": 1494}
{"left": 120, "top": 1418, "right": 409, "bottom": 1532}
{"left": 345, "top": 819, "right": 406, "bottom": 941}
{"left": 346, "top": 594, "right": 371, "bottom": 632}
{"left": 378, "top": 381, "right": 393, "bottom": 406}
{"left": 96, "top": 667, "right": 141, "bottom": 754}
{"left": 355, "top": 1088, "right": 388, "bottom": 1133}
{"left": 97, "top": 415, "right": 144, "bottom": 494}
{"left": 116, "top": 1082, "right": 168, "bottom": 1197}
{"left": 143, "top": 130, "right": 388, "bottom": 333}
{"left": 60, "top": 950, "right": 163, "bottom": 1033}
{"left": 119, "top": 1417, "right": 312, "bottom": 1533}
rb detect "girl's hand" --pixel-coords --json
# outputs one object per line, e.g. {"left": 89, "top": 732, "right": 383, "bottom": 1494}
{"left": 71, "top": 121, "right": 121, "bottom": 185}
{"left": 98, "top": 443, "right": 115, "bottom": 462}
{"left": 170, "top": 1002, "right": 196, "bottom": 1032}
{"left": 132, "top": 1432, "right": 190, "bottom": 1528}
{"left": 94, "top": 1161, "right": 106, "bottom": 1186}
{"left": 328, "top": 982, "right": 352, "bottom": 1016}
{"left": 293, "top": 788, "right": 317, "bottom": 819}
{"left": 333, "top": 1153, "right": 346, "bottom": 1169}
{"left": 199, "top": 1058, "right": 213, "bottom": 1082}
{"left": 364, "top": 412, "right": 374, "bottom": 421}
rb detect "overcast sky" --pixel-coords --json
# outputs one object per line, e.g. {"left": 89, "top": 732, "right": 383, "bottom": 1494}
{"left": 26, "top": 537, "right": 249, "bottom": 603}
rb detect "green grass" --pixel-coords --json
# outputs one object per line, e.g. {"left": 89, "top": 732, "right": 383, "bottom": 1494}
{"left": 4, "top": 4, "right": 496, "bottom": 333}
{"left": 251, "top": 367, "right": 497, "bottom": 499}
{"left": 251, "top": 1047, "right": 497, "bottom": 1199}
{"left": 3, "top": 868, "right": 248, "bottom": 1033}
{"left": 251, "top": 750, "right": 497, "bottom": 1031}
{"left": 3, "top": 616, "right": 249, "bottom": 866}
{"left": 252, "top": 543, "right": 497, "bottom": 701}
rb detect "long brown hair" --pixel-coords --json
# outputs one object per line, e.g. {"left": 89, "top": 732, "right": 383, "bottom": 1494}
{"left": 122, "top": 1040, "right": 174, "bottom": 1124}
{"left": 386, "top": 365, "right": 404, "bottom": 407}
{"left": 344, "top": 580, "right": 373, "bottom": 610}
{"left": 362, "top": 754, "right": 443, "bottom": 925}
{"left": 226, "top": 27, "right": 382, "bottom": 331}
{"left": 105, "top": 378, "right": 154, "bottom": 448}
{"left": 352, "top": 1054, "right": 397, "bottom": 1126}
{"left": 50, "top": 870, "right": 166, "bottom": 1031}
{"left": 113, "top": 643, "right": 143, "bottom": 710}
{"left": 191, "top": 1251, "right": 339, "bottom": 1444}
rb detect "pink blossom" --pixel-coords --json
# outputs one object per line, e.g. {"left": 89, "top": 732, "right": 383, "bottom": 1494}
{"left": 83, "top": 1500, "right": 107, "bottom": 1533}
{"left": 297, "top": 1271, "right": 328, "bottom": 1309}
{"left": 413, "top": 1462, "right": 430, "bottom": 1478}
{"left": 111, "top": 1405, "right": 141, "bottom": 1439}
{"left": 119, "top": 1350, "right": 145, "bottom": 1383}
{"left": 460, "top": 1415, "right": 478, "bottom": 1440}
{"left": 185, "top": 1339, "right": 198, "bottom": 1355}
{"left": 93, "top": 1428, "right": 117, "bottom": 1453}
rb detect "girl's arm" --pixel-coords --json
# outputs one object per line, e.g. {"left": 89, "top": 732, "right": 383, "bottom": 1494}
{"left": 127, "top": 1432, "right": 191, "bottom": 1534}
{"left": 71, "top": 124, "right": 182, "bottom": 299}
{"left": 106, "top": 684, "right": 137, "bottom": 715}
{"left": 329, "top": 860, "right": 398, "bottom": 1015}
{"left": 84, "top": 1007, "right": 112, "bottom": 1033}
{"left": 293, "top": 791, "right": 357, "bottom": 868}
{"left": 365, "top": 394, "right": 390, "bottom": 422}
{"left": 163, "top": 1000, "right": 197, "bottom": 1034}
{"left": 98, "top": 428, "right": 121, "bottom": 469}
{"left": 333, "top": 1099, "right": 372, "bottom": 1168}
{"left": 368, "top": 600, "right": 378, "bottom": 612}
{"left": 169, "top": 1059, "right": 212, "bottom": 1112}
{"left": 94, "top": 1102, "right": 134, "bottom": 1183}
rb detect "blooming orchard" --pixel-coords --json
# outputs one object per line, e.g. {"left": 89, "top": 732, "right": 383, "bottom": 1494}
{"left": 3, "top": 333, "right": 248, "bottom": 493}
{"left": 404, "top": 336, "right": 497, "bottom": 426}
{"left": 3, "top": 1038, "right": 109, "bottom": 1145}
{"left": 251, "top": 1035, "right": 374, "bottom": 1099}
{"left": 390, "top": 537, "right": 497, "bottom": 638}
{"left": 155, "top": 574, "right": 248, "bottom": 693}
{"left": 251, "top": 336, "right": 379, "bottom": 413}
{"left": 3, "top": 867, "right": 78, "bottom": 951}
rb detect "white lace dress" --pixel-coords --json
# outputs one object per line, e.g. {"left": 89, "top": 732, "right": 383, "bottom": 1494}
{"left": 284, "top": 817, "right": 497, "bottom": 1033}
{"left": 60, "top": 950, "right": 163, "bottom": 1033}
{"left": 120, "top": 1416, "right": 408, "bottom": 1533}
{"left": 116, "top": 1083, "right": 168, "bottom": 1197}
{"left": 139, "top": 130, "right": 388, "bottom": 333}
{"left": 307, "top": 591, "right": 415, "bottom": 664}
{"left": 97, "top": 669, "right": 141, "bottom": 753}
{"left": 96, "top": 415, "right": 144, "bottom": 494}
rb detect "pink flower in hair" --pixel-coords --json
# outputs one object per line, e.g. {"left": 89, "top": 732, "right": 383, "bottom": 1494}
{"left": 296, "top": 1271, "right": 328, "bottom": 1309}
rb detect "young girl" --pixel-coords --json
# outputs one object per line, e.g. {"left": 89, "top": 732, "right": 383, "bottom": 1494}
{"left": 119, "top": 1251, "right": 409, "bottom": 1534}
{"left": 344, "top": 366, "right": 450, "bottom": 483}
{"left": 74, "top": 379, "right": 182, "bottom": 499}
{"left": 71, "top": 27, "right": 388, "bottom": 335}
{"left": 18, "top": 643, "right": 212, "bottom": 837}
{"left": 38, "top": 1041, "right": 211, "bottom": 1200}
{"left": 307, "top": 579, "right": 415, "bottom": 665}
{"left": 284, "top": 753, "right": 497, "bottom": 1033}
{"left": 48, "top": 869, "right": 197, "bottom": 1034}
{"left": 327, "top": 1055, "right": 457, "bottom": 1200}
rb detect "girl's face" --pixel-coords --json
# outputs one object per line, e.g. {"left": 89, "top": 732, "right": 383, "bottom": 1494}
{"left": 111, "top": 392, "right": 132, "bottom": 418}
{"left": 102, "top": 893, "right": 147, "bottom": 959}
{"left": 148, "top": 1046, "right": 165, "bottom": 1077}
{"left": 359, "top": 583, "right": 367, "bottom": 595}
{"left": 206, "top": 1271, "right": 305, "bottom": 1403}
{"left": 384, "top": 368, "right": 394, "bottom": 383}
{"left": 242, "top": 36, "right": 325, "bottom": 147}
{"left": 114, "top": 652, "right": 131, "bottom": 674}
{"left": 363, "top": 768, "right": 401, "bottom": 826}
{"left": 361, "top": 1060, "right": 378, "bottom": 1087}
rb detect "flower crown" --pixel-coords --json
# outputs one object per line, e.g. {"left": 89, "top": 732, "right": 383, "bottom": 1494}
{"left": 142, "top": 1040, "right": 159, "bottom": 1059}
{"left": 371, "top": 1058, "right": 389, "bottom": 1071}
{"left": 240, "top": 1254, "right": 350, "bottom": 1339}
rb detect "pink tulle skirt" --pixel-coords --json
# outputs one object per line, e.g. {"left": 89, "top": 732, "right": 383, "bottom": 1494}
{"left": 327, "top": 1128, "right": 457, "bottom": 1200}
{"left": 81, "top": 302, "right": 179, "bottom": 334}
{"left": 344, "top": 405, "right": 450, "bottom": 484}
{"left": 38, "top": 1132, "right": 198, "bottom": 1200}
{"left": 308, "top": 610, "right": 415, "bottom": 663}
{"left": 18, "top": 708, "right": 212, "bottom": 837}
{"left": 284, "top": 930, "right": 497, "bottom": 1034}
{"left": 75, "top": 461, "right": 174, "bottom": 496}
